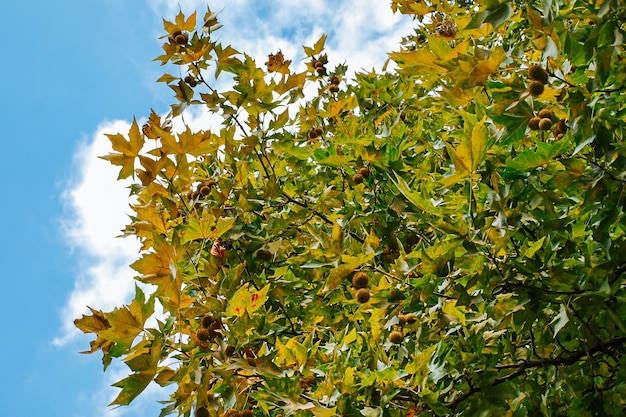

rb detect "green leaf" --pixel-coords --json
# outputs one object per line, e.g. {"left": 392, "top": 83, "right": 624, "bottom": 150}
{"left": 506, "top": 140, "right": 570, "bottom": 171}
{"left": 389, "top": 171, "right": 442, "bottom": 215}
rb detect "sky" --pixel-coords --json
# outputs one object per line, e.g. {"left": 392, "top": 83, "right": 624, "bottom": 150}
{"left": 1, "top": 1, "right": 414, "bottom": 416}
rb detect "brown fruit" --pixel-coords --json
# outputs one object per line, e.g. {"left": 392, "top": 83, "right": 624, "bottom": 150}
{"left": 389, "top": 330, "right": 403, "bottom": 344}
{"left": 554, "top": 119, "right": 568, "bottom": 134}
{"left": 314, "top": 60, "right": 325, "bottom": 69}
{"left": 352, "top": 272, "right": 369, "bottom": 289}
{"left": 174, "top": 32, "right": 188, "bottom": 45}
{"left": 240, "top": 410, "right": 254, "bottom": 417}
{"left": 538, "top": 118, "right": 553, "bottom": 131}
{"left": 528, "top": 116, "right": 542, "bottom": 130}
{"left": 330, "top": 75, "right": 340, "bottom": 85}
{"left": 315, "top": 66, "right": 326, "bottom": 75}
{"left": 356, "top": 288, "right": 371, "bottom": 303}
{"left": 256, "top": 249, "right": 273, "bottom": 261}
{"left": 528, "top": 64, "right": 548, "bottom": 84}
{"left": 328, "top": 84, "right": 339, "bottom": 93}
{"left": 201, "top": 315, "right": 215, "bottom": 329}
{"left": 358, "top": 166, "right": 370, "bottom": 178}
{"left": 528, "top": 81, "right": 545, "bottom": 97}
{"left": 314, "top": 127, "right": 323, "bottom": 137}
{"left": 225, "top": 345, "right": 236, "bottom": 356}
{"left": 352, "top": 173, "right": 364, "bottom": 184}
{"left": 307, "top": 129, "right": 319, "bottom": 139}
{"left": 537, "top": 108, "right": 553, "bottom": 120}
{"left": 199, "top": 184, "right": 211, "bottom": 196}
{"left": 405, "top": 233, "right": 419, "bottom": 245}
{"left": 195, "top": 407, "right": 209, "bottom": 417}
{"left": 196, "top": 328, "right": 211, "bottom": 342}
{"left": 404, "top": 313, "right": 417, "bottom": 324}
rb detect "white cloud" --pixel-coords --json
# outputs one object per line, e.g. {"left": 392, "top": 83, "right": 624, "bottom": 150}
{"left": 55, "top": 120, "right": 140, "bottom": 347}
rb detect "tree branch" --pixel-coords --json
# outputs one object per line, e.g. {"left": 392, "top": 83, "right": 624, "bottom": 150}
{"left": 448, "top": 336, "right": 626, "bottom": 410}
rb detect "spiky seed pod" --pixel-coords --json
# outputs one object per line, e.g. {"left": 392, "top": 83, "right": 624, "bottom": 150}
{"left": 240, "top": 411, "right": 254, "bottom": 417}
{"left": 435, "top": 20, "right": 458, "bottom": 38}
{"left": 537, "top": 108, "right": 554, "bottom": 120}
{"left": 201, "top": 315, "right": 215, "bottom": 329}
{"left": 528, "top": 81, "right": 545, "bottom": 97}
{"left": 316, "top": 66, "right": 327, "bottom": 76}
{"left": 398, "top": 314, "right": 408, "bottom": 326}
{"left": 174, "top": 32, "right": 188, "bottom": 45}
{"left": 196, "top": 328, "right": 211, "bottom": 342}
{"left": 328, "top": 84, "right": 339, "bottom": 93}
{"left": 195, "top": 407, "right": 210, "bottom": 417}
{"left": 539, "top": 118, "right": 553, "bottom": 131}
{"left": 256, "top": 249, "right": 273, "bottom": 261}
{"left": 307, "top": 129, "right": 319, "bottom": 140}
{"left": 352, "top": 173, "right": 364, "bottom": 184}
{"left": 314, "top": 60, "right": 325, "bottom": 69}
{"left": 404, "top": 313, "right": 417, "bottom": 324}
{"left": 225, "top": 345, "right": 236, "bottom": 356}
{"left": 406, "top": 233, "right": 419, "bottom": 245}
{"left": 358, "top": 166, "right": 370, "bottom": 178}
{"left": 555, "top": 119, "right": 568, "bottom": 134}
{"left": 330, "top": 75, "right": 340, "bottom": 85}
{"left": 314, "top": 127, "right": 324, "bottom": 137}
{"left": 528, "top": 116, "right": 542, "bottom": 130}
{"left": 352, "top": 272, "right": 369, "bottom": 289}
{"left": 528, "top": 64, "right": 549, "bottom": 84}
{"left": 356, "top": 288, "right": 371, "bottom": 304}
{"left": 389, "top": 330, "right": 403, "bottom": 344}
{"left": 199, "top": 184, "right": 211, "bottom": 196}
{"left": 208, "top": 318, "right": 222, "bottom": 330}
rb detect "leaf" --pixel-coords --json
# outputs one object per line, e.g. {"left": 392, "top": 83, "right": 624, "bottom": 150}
{"left": 74, "top": 306, "right": 111, "bottom": 334}
{"left": 225, "top": 284, "right": 270, "bottom": 317}
{"left": 100, "top": 118, "right": 145, "bottom": 179}
{"left": 550, "top": 304, "right": 569, "bottom": 337}
{"left": 265, "top": 50, "right": 291, "bottom": 74}
{"left": 389, "top": 172, "right": 442, "bottom": 215}
{"left": 506, "top": 140, "right": 570, "bottom": 171}
{"left": 99, "top": 286, "right": 154, "bottom": 345}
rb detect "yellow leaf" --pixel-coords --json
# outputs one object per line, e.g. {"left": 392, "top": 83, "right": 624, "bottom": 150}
{"left": 225, "top": 283, "right": 270, "bottom": 317}
{"left": 442, "top": 299, "right": 466, "bottom": 326}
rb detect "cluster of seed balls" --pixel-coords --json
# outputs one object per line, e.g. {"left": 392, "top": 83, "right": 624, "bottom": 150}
{"left": 195, "top": 315, "right": 223, "bottom": 343}
{"left": 187, "top": 180, "right": 217, "bottom": 201}
{"left": 528, "top": 108, "right": 569, "bottom": 139}
{"left": 311, "top": 57, "right": 328, "bottom": 76}
{"left": 168, "top": 30, "right": 189, "bottom": 46}
{"left": 388, "top": 313, "right": 417, "bottom": 345}
{"left": 352, "top": 166, "right": 370, "bottom": 184}
{"left": 352, "top": 271, "right": 371, "bottom": 303}
{"left": 526, "top": 64, "right": 549, "bottom": 97}
{"left": 525, "top": 64, "right": 569, "bottom": 139}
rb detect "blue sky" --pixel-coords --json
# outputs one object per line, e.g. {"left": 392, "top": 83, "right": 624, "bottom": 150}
{"left": 1, "top": 1, "right": 413, "bottom": 416}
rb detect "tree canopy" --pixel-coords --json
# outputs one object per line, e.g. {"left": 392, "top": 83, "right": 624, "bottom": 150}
{"left": 75, "top": 1, "right": 626, "bottom": 416}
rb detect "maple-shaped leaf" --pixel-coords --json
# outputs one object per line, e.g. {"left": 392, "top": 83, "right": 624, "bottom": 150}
{"left": 225, "top": 284, "right": 270, "bottom": 317}
{"left": 99, "top": 286, "right": 155, "bottom": 345}
{"left": 100, "top": 118, "right": 145, "bottom": 179}
{"left": 74, "top": 306, "right": 111, "bottom": 334}
{"left": 110, "top": 338, "right": 162, "bottom": 406}
{"left": 266, "top": 50, "right": 291, "bottom": 74}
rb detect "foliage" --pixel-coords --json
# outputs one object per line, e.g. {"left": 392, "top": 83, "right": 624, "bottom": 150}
{"left": 75, "top": 1, "right": 626, "bottom": 416}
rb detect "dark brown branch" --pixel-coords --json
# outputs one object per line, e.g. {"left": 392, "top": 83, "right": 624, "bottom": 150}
{"left": 448, "top": 336, "right": 626, "bottom": 410}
